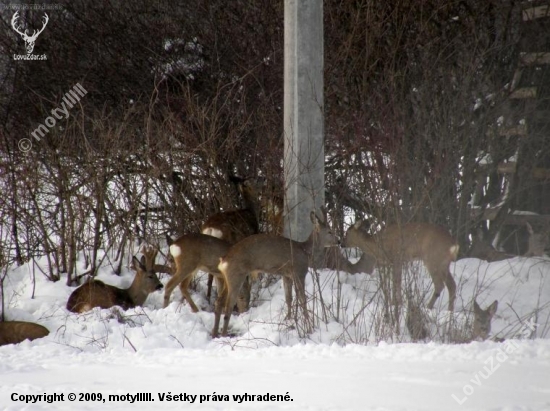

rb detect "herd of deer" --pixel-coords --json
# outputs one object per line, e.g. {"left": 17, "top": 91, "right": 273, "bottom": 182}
{"left": 1, "top": 177, "right": 503, "bottom": 346}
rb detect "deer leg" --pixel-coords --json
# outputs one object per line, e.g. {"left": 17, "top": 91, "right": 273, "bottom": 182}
{"left": 206, "top": 274, "right": 214, "bottom": 300}
{"left": 391, "top": 265, "right": 403, "bottom": 306}
{"left": 391, "top": 264, "right": 403, "bottom": 329}
{"left": 236, "top": 275, "right": 251, "bottom": 313}
{"left": 283, "top": 275, "right": 293, "bottom": 320}
{"left": 164, "top": 267, "right": 188, "bottom": 308}
{"left": 427, "top": 272, "right": 445, "bottom": 310}
{"left": 179, "top": 272, "right": 200, "bottom": 313}
{"left": 444, "top": 272, "right": 456, "bottom": 312}
{"left": 212, "top": 276, "right": 226, "bottom": 338}
{"left": 293, "top": 272, "right": 308, "bottom": 322}
{"left": 221, "top": 274, "right": 246, "bottom": 337}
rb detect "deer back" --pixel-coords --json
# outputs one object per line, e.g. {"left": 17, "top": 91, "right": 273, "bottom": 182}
{"left": 202, "top": 177, "right": 264, "bottom": 244}
{"left": 220, "top": 210, "right": 337, "bottom": 277}
{"left": 0, "top": 321, "right": 49, "bottom": 346}
{"left": 169, "top": 233, "right": 231, "bottom": 274}
{"left": 221, "top": 234, "right": 311, "bottom": 278}
{"left": 345, "top": 221, "right": 458, "bottom": 267}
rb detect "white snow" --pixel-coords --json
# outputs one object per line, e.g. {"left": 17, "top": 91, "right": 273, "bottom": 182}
{"left": 1, "top": 252, "right": 550, "bottom": 410}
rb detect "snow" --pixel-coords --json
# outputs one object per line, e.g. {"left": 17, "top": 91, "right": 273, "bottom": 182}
{"left": 1, "top": 252, "right": 550, "bottom": 410}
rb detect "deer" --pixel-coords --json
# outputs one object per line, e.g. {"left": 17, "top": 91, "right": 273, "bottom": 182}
{"left": 0, "top": 321, "right": 49, "bottom": 346}
{"left": 469, "top": 229, "right": 512, "bottom": 262}
{"left": 263, "top": 196, "right": 372, "bottom": 275}
{"left": 212, "top": 209, "right": 338, "bottom": 338}
{"left": 164, "top": 233, "right": 233, "bottom": 312}
{"left": 323, "top": 245, "right": 376, "bottom": 274}
{"left": 472, "top": 300, "right": 498, "bottom": 341}
{"left": 66, "top": 245, "right": 163, "bottom": 313}
{"left": 201, "top": 176, "right": 265, "bottom": 304}
{"left": 343, "top": 221, "right": 459, "bottom": 312}
{"left": 405, "top": 299, "right": 498, "bottom": 342}
{"left": 202, "top": 176, "right": 264, "bottom": 244}
{"left": 524, "top": 222, "right": 549, "bottom": 257}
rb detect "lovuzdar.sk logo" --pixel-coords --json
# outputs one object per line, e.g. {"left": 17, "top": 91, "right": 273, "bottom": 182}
{"left": 11, "top": 11, "right": 49, "bottom": 60}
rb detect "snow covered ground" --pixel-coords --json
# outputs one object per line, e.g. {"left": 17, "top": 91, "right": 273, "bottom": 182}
{"left": 1, "top": 252, "right": 550, "bottom": 410}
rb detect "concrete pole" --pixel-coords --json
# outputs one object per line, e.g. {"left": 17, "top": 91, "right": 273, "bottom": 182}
{"left": 283, "top": 0, "right": 324, "bottom": 241}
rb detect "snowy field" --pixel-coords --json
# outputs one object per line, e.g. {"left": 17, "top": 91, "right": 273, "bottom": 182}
{"left": 1, "top": 252, "right": 550, "bottom": 411}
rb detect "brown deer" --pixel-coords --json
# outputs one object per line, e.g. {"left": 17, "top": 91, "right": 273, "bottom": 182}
{"left": 202, "top": 176, "right": 264, "bottom": 244}
{"left": 405, "top": 299, "right": 498, "bottom": 342}
{"left": 472, "top": 300, "right": 498, "bottom": 341}
{"left": 343, "top": 221, "right": 459, "bottom": 312}
{"left": 164, "top": 233, "right": 232, "bottom": 312}
{"left": 212, "top": 210, "right": 338, "bottom": 337}
{"left": 201, "top": 177, "right": 264, "bottom": 301}
{"left": 0, "top": 321, "right": 49, "bottom": 346}
{"left": 524, "top": 222, "right": 549, "bottom": 257}
{"left": 66, "top": 246, "right": 163, "bottom": 313}
{"left": 323, "top": 245, "right": 376, "bottom": 274}
{"left": 263, "top": 196, "right": 372, "bottom": 275}
{"left": 469, "top": 229, "right": 512, "bottom": 262}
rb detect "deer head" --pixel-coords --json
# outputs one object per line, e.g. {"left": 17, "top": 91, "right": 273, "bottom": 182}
{"left": 11, "top": 12, "right": 49, "bottom": 54}
{"left": 472, "top": 300, "right": 498, "bottom": 341}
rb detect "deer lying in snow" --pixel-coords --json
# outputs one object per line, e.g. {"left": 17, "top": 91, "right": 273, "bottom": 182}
{"left": 344, "top": 221, "right": 459, "bottom": 312}
{"left": 472, "top": 300, "right": 498, "bottom": 341}
{"left": 66, "top": 246, "right": 163, "bottom": 313}
{"left": 406, "top": 299, "right": 498, "bottom": 342}
{"left": 0, "top": 321, "right": 49, "bottom": 346}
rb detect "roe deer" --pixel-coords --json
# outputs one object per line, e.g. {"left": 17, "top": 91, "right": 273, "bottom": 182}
{"left": 202, "top": 176, "right": 264, "bottom": 301}
{"left": 472, "top": 300, "right": 498, "bottom": 341}
{"left": 406, "top": 304, "right": 429, "bottom": 342}
{"left": 202, "top": 176, "right": 264, "bottom": 244}
{"left": 323, "top": 245, "right": 376, "bottom": 274}
{"left": 263, "top": 196, "right": 373, "bottom": 275}
{"left": 164, "top": 233, "right": 231, "bottom": 312}
{"left": 213, "top": 210, "right": 338, "bottom": 337}
{"left": 405, "top": 299, "right": 498, "bottom": 342}
{"left": 343, "top": 221, "right": 459, "bottom": 311}
{"left": 0, "top": 321, "right": 49, "bottom": 346}
{"left": 469, "top": 229, "right": 512, "bottom": 262}
{"left": 66, "top": 246, "right": 163, "bottom": 313}
{"left": 524, "top": 222, "right": 549, "bottom": 257}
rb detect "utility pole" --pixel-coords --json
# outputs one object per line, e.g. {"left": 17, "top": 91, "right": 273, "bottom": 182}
{"left": 283, "top": 0, "right": 324, "bottom": 241}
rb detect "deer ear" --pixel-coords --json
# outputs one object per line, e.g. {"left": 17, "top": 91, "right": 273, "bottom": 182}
{"left": 165, "top": 233, "right": 174, "bottom": 246}
{"left": 310, "top": 211, "right": 317, "bottom": 224}
{"left": 353, "top": 220, "right": 362, "bottom": 229}
{"left": 132, "top": 256, "right": 146, "bottom": 271}
{"left": 488, "top": 300, "right": 498, "bottom": 316}
{"left": 473, "top": 300, "right": 481, "bottom": 314}
{"left": 320, "top": 206, "right": 328, "bottom": 223}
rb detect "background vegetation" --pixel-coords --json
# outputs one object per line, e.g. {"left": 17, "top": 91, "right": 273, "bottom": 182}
{"left": 1, "top": 0, "right": 549, "bottom": 286}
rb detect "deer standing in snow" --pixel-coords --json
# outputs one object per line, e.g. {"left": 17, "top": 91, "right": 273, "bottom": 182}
{"left": 201, "top": 176, "right": 265, "bottom": 306}
{"left": 212, "top": 210, "right": 338, "bottom": 337}
{"left": 164, "top": 233, "right": 233, "bottom": 312}
{"left": 344, "top": 221, "right": 459, "bottom": 312}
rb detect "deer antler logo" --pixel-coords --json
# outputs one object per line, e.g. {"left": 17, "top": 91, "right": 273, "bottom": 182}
{"left": 11, "top": 12, "right": 49, "bottom": 54}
